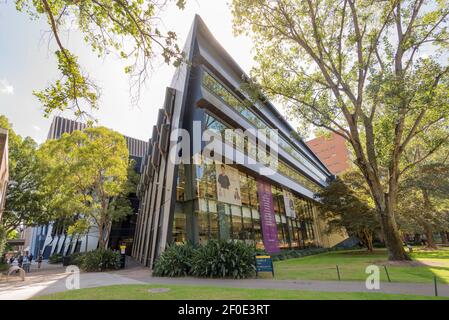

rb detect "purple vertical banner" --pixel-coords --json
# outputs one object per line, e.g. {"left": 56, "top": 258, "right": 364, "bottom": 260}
{"left": 257, "top": 179, "right": 280, "bottom": 254}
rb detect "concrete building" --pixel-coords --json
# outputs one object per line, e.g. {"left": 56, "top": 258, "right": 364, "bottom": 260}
{"left": 0, "top": 127, "right": 8, "bottom": 222}
{"left": 29, "top": 116, "right": 148, "bottom": 258}
{"left": 306, "top": 132, "right": 351, "bottom": 175}
{"left": 132, "top": 16, "right": 347, "bottom": 268}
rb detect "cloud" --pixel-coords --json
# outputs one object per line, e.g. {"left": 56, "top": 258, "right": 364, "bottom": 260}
{"left": 0, "top": 79, "right": 14, "bottom": 95}
{"left": 32, "top": 125, "right": 41, "bottom": 132}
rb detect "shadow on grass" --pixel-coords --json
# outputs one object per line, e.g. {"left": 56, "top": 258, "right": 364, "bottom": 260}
{"left": 273, "top": 248, "right": 449, "bottom": 284}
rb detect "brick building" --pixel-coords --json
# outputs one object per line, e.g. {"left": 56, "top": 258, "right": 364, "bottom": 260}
{"left": 306, "top": 132, "right": 351, "bottom": 175}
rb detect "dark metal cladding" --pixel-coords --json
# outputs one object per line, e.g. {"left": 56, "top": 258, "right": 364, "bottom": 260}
{"left": 164, "top": 87, "right": 176, "bottom": 117}
{"left": 159, "top": 124, "right": 171, "bottom": 154}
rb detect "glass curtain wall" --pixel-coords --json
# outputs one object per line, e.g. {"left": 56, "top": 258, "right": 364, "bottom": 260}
{"left": 172, "top": 113, "right": 319, "bottom": 250}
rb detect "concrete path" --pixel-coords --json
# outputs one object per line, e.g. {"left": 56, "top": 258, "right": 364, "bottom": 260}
{"left": 1, "top": 263, "right": 448, "bottom": 299}
{"left": 116, "top": 267, "right": 449, "bottom": 298}
{"left": 0, "top": 269, "right": 146, "bottom": 300}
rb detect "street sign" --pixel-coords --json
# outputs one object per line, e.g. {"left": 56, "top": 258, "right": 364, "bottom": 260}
{"left": 255, "top": 255, "right": 274, "bottom": 277}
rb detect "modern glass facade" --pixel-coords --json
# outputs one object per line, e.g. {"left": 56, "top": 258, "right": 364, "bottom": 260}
{"left": 171, "top": 160, "right": 319, "bottom": 251}
{"left": 132, "top": 16, "right": 338, "bottom": 268}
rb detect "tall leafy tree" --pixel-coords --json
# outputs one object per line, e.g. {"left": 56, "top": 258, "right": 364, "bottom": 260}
{"left": 232, "top": 0, "right": 449, "bottom": 260}
{"left": 316, "top": 168, "right": 379, "bottom": 252}
{"left": 13, "top": 0, "right": 187, "bottom": 118}
{"left": 397, "top": 142, "right": 449, "bottom": 248}
{"left": 0, "top": 115, "right": 49, "bottom": 235}
{"left": 38, "top": 126, "right": 133, "bottom": 249}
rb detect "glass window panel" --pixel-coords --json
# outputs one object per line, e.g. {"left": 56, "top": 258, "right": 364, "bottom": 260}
{"left": 172, "top": 212, "right": 186, "bottom": 244}
{"left": 176, "top": 164, "right": 185, "bottom": 202}
{"left": 242, "top": 207, "right": 251, "bottom": 218}
{"left": 208, "top": 200, "right": 217, "bottom": 213}
{"left": 217, "top": 203, "right": 231, "bottom": 241}
{"left": 231, "top": 205, "right": 241, "bottom": 217}
{"left": 277, "top": 221, "right": 285, "bottom": 246}
{"left": 197, "top": 211, "right": 209, "bottom": 244}
{"left": 202, "top": 71, "right": 326, "bottom": 193}
{"left": 242, "top": 216, "right": 254, "bottom": 243}
{"left": 252, "top": 208, "right": 260, "bottom": 219}
{"left": 239, "top": 173, "right": 250, "bottom": 207}
{"left": 210, "top": 212, "right": 219, "bottom": 240}
{"left": 231, "top": 211, "right": 243, "bottom": 240}
{"left": 199, "top": 198, "right": 208, "bottom": 212}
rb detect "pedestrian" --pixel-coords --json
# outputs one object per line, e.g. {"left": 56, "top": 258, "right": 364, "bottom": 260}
{"left": 9, "top": 256, "right": 15, "bottom": 265}
{"left": 28, "top": 253, "right": 34, "bottom": 263}
{"left": 22, "top": 255, "right": 30, "bottom": 273}
{"left": 37, "top": 252, "right": 43, "bottom": 269}
{"left": 18, "top": 254, "right": 24, "bottom": 268}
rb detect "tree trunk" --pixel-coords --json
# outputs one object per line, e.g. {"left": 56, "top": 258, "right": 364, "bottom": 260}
{"left": 354, "top": 156, "right": 408, "bottom": 260}
{"left": 424, "top": 226, "right": 437, "bottom": 249}
{"left": 360, "top": 229, "right": 374, "bottom": 252}
{"left": 365, "top": 231, "right": 373, "bottom": 253}
{"left": 84, "top": 227, "right": 90, "bottom": 252}
{"left": 378, "top": 209, "right": 410, "bottom": 260}
{"left": 98, "top": 222, "right": 105, "bottom": 249}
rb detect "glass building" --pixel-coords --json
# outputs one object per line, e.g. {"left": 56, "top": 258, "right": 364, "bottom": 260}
{"left": 132, "top": 16, "right": 344, "bottom": 268}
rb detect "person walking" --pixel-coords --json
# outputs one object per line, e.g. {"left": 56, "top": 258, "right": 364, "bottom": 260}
{"left": 37, "top": 252, "right": 43, "bottom": 269}
{"left": 28, "top": 253, "right": 34, "bottom": 263}
{"left": 17, "top": 254, "right": 23, "bottom": 268}
{"left": 22, "top": 255, "right": 30, "bottom": 273}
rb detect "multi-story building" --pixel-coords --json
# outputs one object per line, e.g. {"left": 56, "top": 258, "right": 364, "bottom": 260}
{"left": 29, "top": 116, "right": 148, "bottom": 257}
{"left": 0, "top": 127, "right": 8, "bottom": 222}
{"left": 132, "top": 16, "right": 347, "bottom": 268}
{"left": 306, "top": 132, "right": 351, "bottom": 175}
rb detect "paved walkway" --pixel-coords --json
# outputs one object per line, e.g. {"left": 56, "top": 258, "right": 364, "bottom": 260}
{"left": 1, "top": 261, "right": 448, "bottom": 299}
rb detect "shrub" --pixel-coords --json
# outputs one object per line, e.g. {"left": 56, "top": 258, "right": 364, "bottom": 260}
{"left": 153, "top": 243, "right": 195, "bottom": 277}
{"left": 79, "top": 249, "right": 121, "bottom": 272}
{"left": 190, "top": 240, "right": 256, "bottom": 279}
{"left": 0, "top": 263, "right": 9, "bottom": 272}
{"left": 278, "top": 254, "right": 286, "bottom": 260}
{"left": 48, "top": 253, "right": 63, "bottom": 264}
{"left": 68, "top": 252, "right": 85, "bottom": 266}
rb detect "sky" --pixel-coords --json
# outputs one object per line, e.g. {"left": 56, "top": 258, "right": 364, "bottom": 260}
{"left": 0, "top": 0, "right": 255, "bottom": 144}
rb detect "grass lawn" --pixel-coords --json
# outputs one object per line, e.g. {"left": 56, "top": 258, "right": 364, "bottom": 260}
{"left": 274, "top": 247, "right": 449, "bottom": 283}
{"left": 33, "top": 284, "right": 447, "bottom": 300}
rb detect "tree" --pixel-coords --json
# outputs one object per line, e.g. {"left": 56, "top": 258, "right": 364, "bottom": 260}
{"left": 316, "top": 168, "right": 379, "bottom": 252}
{"left": 14, "top": 0, "right": 187, "bottom": 118}
{"left": 38, "top": 126, "right": 133, "bottom": 249}
{"left": 0, "top": 115, "right": 50, "bottom": 235}
{"left": 397, "top": 142, "right": 449, "bottom": 248}
{"left": 0, "top": 226, "right": 6, "bottom": 258}
{"left": 232, "top": 0, "right": 449, "bottom": 260}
